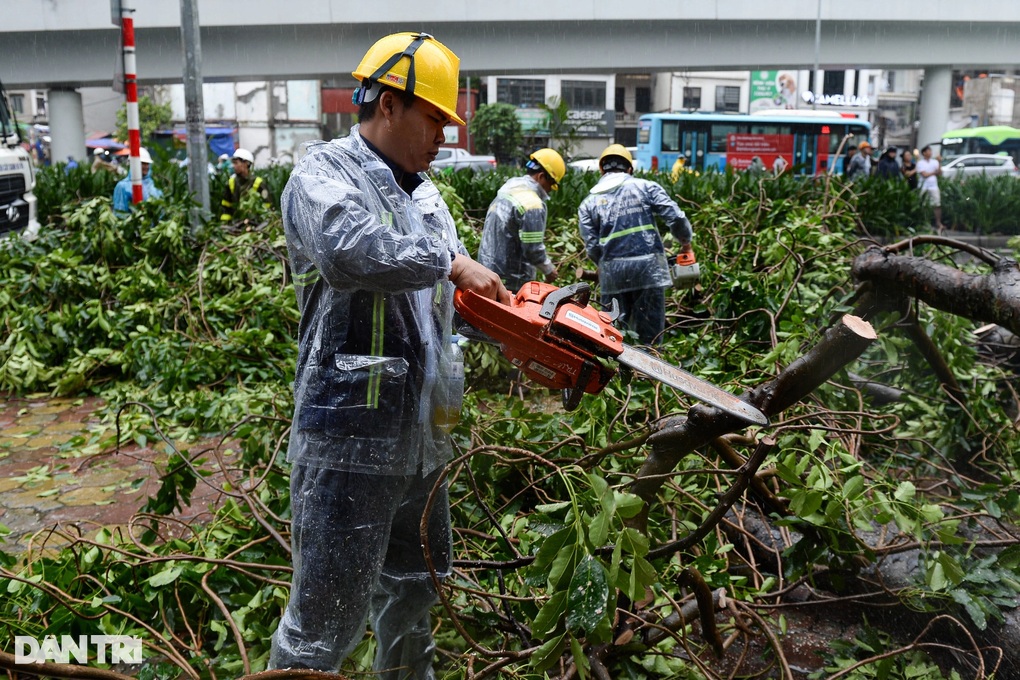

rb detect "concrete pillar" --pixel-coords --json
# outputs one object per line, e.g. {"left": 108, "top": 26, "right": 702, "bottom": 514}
{"left": 917, "top": 66, "right": 952, "bottom": 151}
{"left": 48, "top": 89, "right": 87, "bottom": 165}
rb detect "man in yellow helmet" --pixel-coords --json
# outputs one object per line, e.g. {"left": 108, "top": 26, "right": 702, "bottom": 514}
{"left": 269, "top": 32, "right": 509, "bottom": 677}
{"left": 578, "top": 144, "right": 694, "bottom": 345}
{"left": 477, "top": 147, "right": 565, "bottom": 293}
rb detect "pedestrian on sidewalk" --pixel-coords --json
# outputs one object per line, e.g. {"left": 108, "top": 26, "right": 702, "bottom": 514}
{"left": 916, "top": 145, "right": 945, "bottom": 232}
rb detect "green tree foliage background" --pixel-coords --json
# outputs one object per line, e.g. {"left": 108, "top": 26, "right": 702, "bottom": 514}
{"left": 468, "top": 102, "right": 524, "bottom": 164}
{"left": 1, "top": 163, "right": 1019, "bottom": 679}
{"left": 115, "top": 93, "right": 174, "bottom": 145}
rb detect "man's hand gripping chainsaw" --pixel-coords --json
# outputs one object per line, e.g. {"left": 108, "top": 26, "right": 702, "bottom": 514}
{"left": 454, "top": 281, "right": 768, "bottom": 426}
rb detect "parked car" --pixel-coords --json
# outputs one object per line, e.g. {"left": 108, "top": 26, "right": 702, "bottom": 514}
{"left": 569, "top": 146, "right": 644, "bottom": 173}
{"left": 940, "top": 153, "right": 1018, "bottom": 179}
{"left": 568, "top": 156, "right": 599, "bottom": 172}
{"left": 430, "top": 147, "right": 496, "bottom": 173}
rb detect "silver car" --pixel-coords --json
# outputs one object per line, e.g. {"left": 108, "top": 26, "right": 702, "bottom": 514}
{"left": 940, "top": 154, "right": 1018, "bottom": 179}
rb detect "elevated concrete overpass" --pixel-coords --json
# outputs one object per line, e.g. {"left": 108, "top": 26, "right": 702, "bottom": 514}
{"left": 5, "top": 1, "right": 1020, "bottom": 163}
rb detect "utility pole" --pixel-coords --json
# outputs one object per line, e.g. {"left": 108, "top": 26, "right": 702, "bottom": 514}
{"left": 465, "top": 75, "right": 472, "bottom": 152}
{"left": 812, "top": 0, "right": 821, "bottom": 110}
{"left": 180, "top": 0, "right": 210, "bottom": 230}
{"left": 116, "top": 0, "right": 143, "bottom": 204}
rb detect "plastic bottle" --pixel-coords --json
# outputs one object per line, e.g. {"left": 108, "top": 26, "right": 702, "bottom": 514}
{"left": 435, "top": 336, "right": 465, "bottom": 432}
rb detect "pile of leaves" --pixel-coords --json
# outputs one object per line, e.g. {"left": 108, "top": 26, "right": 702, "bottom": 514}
{"left": 1, "top": 166, "right": 1019, "bottom": 680}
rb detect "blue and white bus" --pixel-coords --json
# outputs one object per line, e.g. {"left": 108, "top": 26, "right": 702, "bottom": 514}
{"left": 636, "top": 111, "right": 872, "bottom": 176}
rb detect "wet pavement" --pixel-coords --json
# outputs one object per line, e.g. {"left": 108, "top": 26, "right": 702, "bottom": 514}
{"left": 0, "top": 394, "right": 226, "bottom": 553}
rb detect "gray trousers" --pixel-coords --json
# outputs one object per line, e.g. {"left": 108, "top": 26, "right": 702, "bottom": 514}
{"left": 603, "top": 286, "right": 667, "bottom": 345}
{"left": 270, "top": 464, "right": 452, "bottom": 679}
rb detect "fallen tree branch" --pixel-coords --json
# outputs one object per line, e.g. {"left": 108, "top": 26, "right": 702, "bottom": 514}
{"left": 0, "top": 651, "right": 134, "bottom": 680}
{"left": 628, "top": 314, "right": 876, "bottom": 530}
{"left": 852, "top": 246, "right": 1020, "bottom": 336}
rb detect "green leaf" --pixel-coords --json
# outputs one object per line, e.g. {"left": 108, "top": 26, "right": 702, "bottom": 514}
{"left": 937, "top": 552, "right": 965, "bottom": 588}
{"left": 619, "top": 527, "right": 649, "bottom": 557}
{"left": 536, "top": 500, "right": 572, "bottom": 515}
{"left": 533, "top": 526, "right": 576, "bottom": 571}
{"left": 613, "top": 491, "right": 644, "bottom": 519}
{"left": 566, "top": 556, "right": 610, "bottom": 634}
{"left": 588, "top": 511, "right": 610, "bottom": 547}
{"left": 894, "top": 481, "right": 916, "bottom": 502}
{"left": 570, "top": 635, "right": 590, "bottom": 679}
{"left": 951, "top": 589, "right": 988, "bottom": 630}
{"left": 146, "top": 566, "right": 182, "bottom": 588}
{"left": 789, "top": 489, "right": 823, "bottom": 518}
{"left": 532, "top": 590, "right": 568, "bottom": 637}
{"left": 549, "top": 542, "right": 579, "bottom": 590}
{"left": 530, "top": 632, "right": 567, "bottom": 671}
{"left": 842, "top": 475, "right": 865, "bottom": 500}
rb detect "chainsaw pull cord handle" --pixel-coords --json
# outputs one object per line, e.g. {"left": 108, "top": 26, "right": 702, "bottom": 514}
{"left": 539, "top": 282, "right": 591, "bottom": 320}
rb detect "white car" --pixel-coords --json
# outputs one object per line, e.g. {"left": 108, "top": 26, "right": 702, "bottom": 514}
{"left": 568, "top": 156, "right": 599, "bottom": 172}
{"left": 569, "top": 146, "right": 644, "bottom": 173}
{"left": 940, "top": 154, "right": 1018, "bottom": 179}
{"left": 430, "top": 147, "right": 496, "bottom": 172}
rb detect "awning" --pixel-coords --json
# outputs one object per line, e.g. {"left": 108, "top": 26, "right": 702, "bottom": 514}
{"left": 155, "top": 126, "right": 237, "bottom": 158}
{"left": 86, "top": 137, "right": 126, "bottom": 150}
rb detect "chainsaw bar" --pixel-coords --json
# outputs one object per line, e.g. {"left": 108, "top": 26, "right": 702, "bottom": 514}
{"left": 618, "top": 345, "right": 769, "bottom": 426}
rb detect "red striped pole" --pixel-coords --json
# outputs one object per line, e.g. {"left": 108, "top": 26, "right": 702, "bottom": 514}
{"left": 120, "top": 0, "right": 142, "bottom": 204}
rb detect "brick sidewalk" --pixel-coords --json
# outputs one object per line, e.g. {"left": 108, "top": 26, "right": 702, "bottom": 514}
{"left": 0, "top": 395, "right": 226, "bottom": 553}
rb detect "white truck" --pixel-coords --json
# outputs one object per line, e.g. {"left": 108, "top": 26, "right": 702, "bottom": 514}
{"left": 0, "top": 79, "right": 40, "bottom": 240}
{"left": 430, "top": 146, "right": 497, "bottom": 173}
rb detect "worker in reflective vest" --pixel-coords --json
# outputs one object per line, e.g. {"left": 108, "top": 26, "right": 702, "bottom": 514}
{"left": 220, "top": 148, "right": 272, "bottom": 221}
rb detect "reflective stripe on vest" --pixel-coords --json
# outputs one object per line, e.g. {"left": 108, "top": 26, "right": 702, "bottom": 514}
{"left": 599, "top": 223, "right": 656, "bottom": 246}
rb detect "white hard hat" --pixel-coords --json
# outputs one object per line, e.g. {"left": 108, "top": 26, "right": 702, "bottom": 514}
{"left": 138, "top": 147, "right": 153, "bottom": 164}
{"left": 218, "top": 153, "right": 230, "bottom": 162}
{"left": 232, "top": 148, "right": 254, "bottom": 164}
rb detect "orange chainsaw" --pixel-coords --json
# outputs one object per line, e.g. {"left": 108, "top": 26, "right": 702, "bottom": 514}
{"left": 454, "top": 281, "right": 768, "bottom": 425}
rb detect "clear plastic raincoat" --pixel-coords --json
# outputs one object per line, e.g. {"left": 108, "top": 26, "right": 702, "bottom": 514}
{"left": 284, "top": 128, "right": 462, "bottom": 477}
{"left": 477, "top": 175, "right": 556, "bottom": 292}
{"left": 577, "top": 172, "right": 692, "bottom": 296}
{"left": 270, "top": 126, "right": 461, "bottom": 678}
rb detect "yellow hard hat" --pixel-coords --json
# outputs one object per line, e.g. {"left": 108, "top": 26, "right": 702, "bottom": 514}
{"left": 599, "top": 143, "right": 633, "bottom": 171}
{"left": 528, "top": 148, "right": 566, "bottom": 189}
{"left": 352, "top": 32, "right": 465, "bottom": 125}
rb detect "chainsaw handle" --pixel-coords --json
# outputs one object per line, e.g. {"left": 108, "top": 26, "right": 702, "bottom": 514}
{"left": 539, "top": 282, "right": 591, "bottom": 320}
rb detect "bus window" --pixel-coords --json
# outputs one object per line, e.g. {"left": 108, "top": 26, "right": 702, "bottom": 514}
{"left": 749, "top": 124, "right": 791, "bottom": 136}
{"left": 637, "top": 122, "right": 650, "bottom": 145}
{"left": 848, "top": 125, "right": 870, "bottom": 147}
{"left": 710, "top": 124, "right": 738, "bottom": 152}
{"left": 662, "top": 121, "right": 680, "bottom": 152}
{"left": 826, "top": 132, "right": 840, "bottom": 154}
